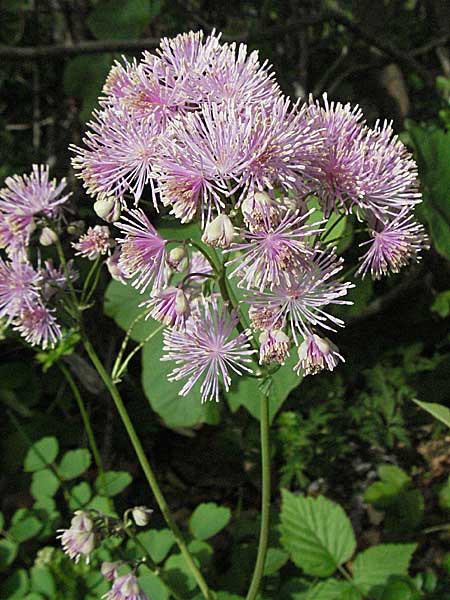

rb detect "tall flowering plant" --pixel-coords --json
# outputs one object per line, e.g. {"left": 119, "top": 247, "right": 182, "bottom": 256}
{"left": 0, "top": 30, "right": 428, "bottom": 600}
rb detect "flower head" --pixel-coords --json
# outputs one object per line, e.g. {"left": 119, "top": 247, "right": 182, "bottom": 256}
{"left": 162, "top": 298, "right": 255, "bottom": 402}
{"left": 258, "top": 329, "right": 290, "bottom": 365}
{"left": 357, "top": 209, "right": 429, "bottom": 279}
{"left": 116, "top": 209, "right": 167, "bottom": 292}
{"left": 0, "top": 255, "right": 41, "bottom": 322}
{"left": 142, "top": 287, "right": 190, "bottom": 329}
{"left": 294, "top": 332, "right": 344, "bottom": 375}
{"left": 58, "top": 511, "right": 95, "bottom": 564}
{"left": 72, "top": 225, "right": 110, "bottom": 260}
{"left": 14, "top": 302, "right": 61, "bottom": 349}
{"left": 103, "top": 573, "right": 148, "bottom": 600}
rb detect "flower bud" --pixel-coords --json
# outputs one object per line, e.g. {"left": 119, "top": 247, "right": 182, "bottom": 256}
{"left": 39, "top": 227, "right": 58, "bottom": 246}
{"left": 67, "top": 220, "right": 85, "bottom": 236}
{"left": 201, "top": 214, "right": 235, "bottom": 248}
{"left": 131, "top": 506, "right": 154, "bottom": 527}
{"left": 167, "top": 246, "right": 188, "bottom": 272}
{"left": 93, "top": 196, "right": 121, "bottom": 223}
{"left": 101, "top": 561, "right": 122, "bottom": 581}
{"left": 106, "top": 250, "right": 128, "bottom": 284}
{"left": 259, "top": 329, "right": 290, "bottom": 365}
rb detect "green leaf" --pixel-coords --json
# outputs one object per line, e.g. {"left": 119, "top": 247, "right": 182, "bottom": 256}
{"left": 30, "top": 566, "right": 55, "bottom": 597}
{"left": 306, "top": 579, "right": 361, "bottom": 600}
{"left": 280, "top": 490, "right": 356, "bottom": 577}
{"left": 138, "top": 571, "right": 169, "bottom": 600}
{"left": 413, "top": 399, "right": 450, "bottom": 428}
{"left": 378, "top": 577, "right": 421, "bottom": 600}
{"left": 137, "top": 529, "right": 175, "bottom": 564}
{"left": 24, "top": 437, "right": 59, "bottom": 472}
{"left": 9, "top": 511, "right": 42, "bottom": 542}
{"left": 86, "top": 495, "right": 117, "bottom": 517}
{"left": 263, "top": 547, "right": 289, "bottom": 575}
{"left": 226, "top": 352, "right": 301, "bottom": 422}
{"left": 164, "top": 553, "right": 197, "bottom": 594}
{"left": 69, "top": 482, "right": 93, "bottom": 511}
{"left": 189, "top": 502, "right": 231, "bottom": 540}
{"left": 95, "top": 471, "right": 132, "bottom": 497}
{"left": 439, "top": 476, "right": 450, "bottom": 510}
{"left": 30, "top": 469, "right": 60, "bottom": 499}
{"left": 431, "top": 290, "right": 450, "bottom": 318}
{"left": 364, "top": 465, "right": 410, "bottom": 508}
{"left": 59, "top": 449, "right": 91, "bottom": 480}
{"left": 0, "top": 539, "right": 18, "bottom": 569}
{"left": 87, "top": 0, "right": 159, "bottom": 40}
{"left": 1, "top": 569, "right": 29, "bottom": 598}
{"left": 353, "top": 544, "right": 417, "bottom": 594}
{"left": 188, "top": 539, "right": 213, "bottom": 566}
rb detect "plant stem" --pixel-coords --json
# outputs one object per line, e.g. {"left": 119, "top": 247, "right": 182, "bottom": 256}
{"left": 112, "top": 324, "right": 164, "bottom": 384}
{"left": 58, "top": 362, "right": 104, "bottom": 475}
{"left": 245, "top": 390, "right": 271, "bottom": 600}
{"left": 82, "top": 335, "right": 213, "bottom": 600}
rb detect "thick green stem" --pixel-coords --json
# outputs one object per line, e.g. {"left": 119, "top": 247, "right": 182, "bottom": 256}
{"left": 245, "top": 390, "right": 271, "bottom": 600}
{"left": 58, "top": 362, "right": 104, "bottom": 476}
{"left": 82, "top": 336, "right": 212, "bottom": 600}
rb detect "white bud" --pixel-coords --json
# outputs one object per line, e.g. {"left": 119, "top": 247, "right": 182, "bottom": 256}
{"left": 93, "top": 196, "right": 121, "bottom": 223}
{"left": 174, "top": 289, "right": 190, "bottom": 316}
{"left": 39, "top": 227, "right": 58, "bottom": 246}
{"left": 131, "top": 506, "right": 153, "bottom": 527}
{"left": 201, "top": 214, "right": 235, "bottom": 248}
{"left": 167, "top": 246, "right": 188, "bottom": 272}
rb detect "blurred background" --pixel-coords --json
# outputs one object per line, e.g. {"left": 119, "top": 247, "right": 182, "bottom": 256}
{"left": 0, "top": 1, "right": 450, "bottom": 598}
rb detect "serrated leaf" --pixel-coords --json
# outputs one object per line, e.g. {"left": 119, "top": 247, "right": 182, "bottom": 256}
{"left": 280, "top": 490, "right": 356, "bottom": 577}
{"left": 137, "top": 529, "right": 175, "bottom": 564}
{"left": 164, "top": 553, "right": 197, "bottom": 594}
{"left": 30, "top": 469, "right": 60, "bottom": 499}
{"left": 24, "top": 437, "right": 59, "bottom": 472}
{"left": 306, "top": 579, "right": 361, "bottom": 600}
{"left": 86, "top": 495, "right": 117, "bottom": 517}
{"left": 59, "top": 449, "right": 91, "bottom": 480}
{"left": 95, "top": 471, "right": 132, "bottom": 497}
{"left": 189, "top": 503, "right": 231, "bottom": 540}
{"left": 263, "top": 547, "right": 289, "bottom": 575}
{"left": 413, "top": 399, "right": 450, "bottom": 428}
{"left": 353, "top": 544, "right": 417, "bottom": 594}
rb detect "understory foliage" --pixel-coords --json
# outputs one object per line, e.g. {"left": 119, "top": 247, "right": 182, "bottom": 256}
{"left": 0, "top": 2, "right": 450, "bottom": 600}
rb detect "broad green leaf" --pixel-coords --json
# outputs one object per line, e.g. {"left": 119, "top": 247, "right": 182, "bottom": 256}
{"left": 413, "top": 399, "right": 450, "bottom": 428}
{"left": 137, "top": 529, "right": 175, "bottom": 564}
{"left": 364, "top": 465, "right": 410, "bottom": 508}
{"left": 24, "top": 437, "right": 58, "bottom": 472}
{"left": 1, "top": 568, "right": 29, "bottom": 598}
{"left": 138, "top": 571, "right": 169, "bottom": 600}
{"left": 9, "top": 511, "right": 42, "bottom": 542}
{"left": 188, "top": 539, "right": 214, "bottom": 566}
{"left": 69, "top": 482, "right": 93, "bottom": 511}
{"left": 384, "top": 489, "right": 424, "bottom": 534}
{"left": 164, "top": 553, "right": 197, "bottom": 594}
{"left": 30, "top": 469, "right": 60, "bottom": 499}
{"left": 95, "top": 471, "right": 132, "bottom": 497}
{"left": 280, "top": 491, "right": 356, "bottom": 577}
{"left": 86, "top": 495, "right": 117, "bottom": 517}
{"left": 189, "top": 502, "right": 231, "bottom": 540}
{"left": 306, "top": 579, "right": 361, "bottom": 600}
{"left": 87, "top": 0, "right": 159, "bottom": 40}
{"left": 226, "top": 351, "right": 301, "bottom": 422}
{"left": 353, "top": 544, "right": 417, "bottom": 594}
{"left": 431, "top": 290, "right": 450, "bottom": 318}
{"left": 378, "top": 576, "right": 421, "bottom": 600}
{"left": 30, "top": 566, "right": 55, "bottom": 597}
{"left": 59, "top": 449, "right": 91, "bottom": 480}
{"left": 263, "top": 547, "right": 289, "bottom": 575}
{"left": 0, "top": 539, "right": 18, "bottom": 569}
{"left": 378, "top": 465, "right": 411, "bottom": 489}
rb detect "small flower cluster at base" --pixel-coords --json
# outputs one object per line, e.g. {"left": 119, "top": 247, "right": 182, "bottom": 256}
{"left": 57, "top": 510, "right": 95, "bottom": 564}
{"left": 103, "top": 573, "right": 149, "bottom": 600}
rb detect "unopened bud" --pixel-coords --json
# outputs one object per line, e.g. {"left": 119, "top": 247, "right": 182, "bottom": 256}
{"left": 93, "top": 196, "right": 121, "bottom": 223}
{"left": 131, "top": 506, "right": 153, "bottom": 527}
{"left": 295, "top": 333, "right": 343, "bottom": 376}
{"left": 39, "top": 227, "right": 58, "bottom": 246}
{"left": 67, "top": 220, "right": 85, "bottom": 236}
{"left": 106, "top": 250, "right": 127, "bottom": 284}
{"left": 167, "top": 246, "right": 188, "bottom": 272}
{"left": 201, "top": 214, "right": 235, "bottom": 249}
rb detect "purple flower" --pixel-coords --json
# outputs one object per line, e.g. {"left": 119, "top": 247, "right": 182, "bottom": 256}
{"left": 14, "top": 302, "right": 62, "bottom": 349}
{"left": 41, "top": 259, "right": 78, "bottom": 301}
{"left": 141, "top": 287, "right": 190, "bottom": 329}
{"left": 226, "top": 210, "right": 322, "bottom": 291}
{"left": 106, "top": 249, "right": 129, "bottom": 284}
{"left": 258, "top": 329, "right": 290, "bottom": 365}
{"left": 357, "top": 209, "right": 428, "bottom": 279}
{"left": 294, "top": 332, "right": 344, "bottom": 375}
{"left": 0, "top": 255, "right": 41, "bottom": 322}
{"left": 101, "top": 561, "right": 122, "bottom": 582}
{"left": 0, "top": 214, "right": 35, "bottom": 253}
{"left": 247, "top": 250, "right": 353, "bottom": 344}
{"left": 71, "top": 107, "right": 161, "bottom": 204}
{"left": 162, "top": 298, "right": 255, "bottom": 402}
{"left": 103, "top": 573, "right": 148, "bottom": 600}
{"left": 72, "top": 225, "right": 111, "bottom": 260}
{"left": 58, "top": 511, "right": 95, "bottom": 564}
{"left": 116, "top": 209, "right": 167, "bottom": 292}
{"left": 240, "top": 191, "right": 279, "bottom": 231}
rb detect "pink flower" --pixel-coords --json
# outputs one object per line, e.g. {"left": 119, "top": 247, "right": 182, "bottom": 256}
{"left": 357, "top": 209, "right": 429, "bottom": 279}
{"left": 58, "top": 511, "right": 95, "bottom": 564}
{"left": 141, "top": 287, "right": 190, "bottom": 329}
{"left": 101, "top": 561, "right": 122, "bottom": 582}
{"left": 14, "top": 302, "right": 61, "bottom": 349}
{"left": 116, "top": 209, "right": 167, "bottom": 292}
{"left": 72, "top": 225, "right": 111, "bottom": 260}
{"left": 294, "top": 332, "right": 344, "bottom": 375}
{"left": 162, "top": 298, "right": 255, "bottom": 402}
{"left": 0, "top": 255, "right": 41, "bottom": 322}
{"left": 103, "top": 572, "right": 148, "bottom": 600}
{"left": 258, "top": 329, "right": 290, "bottom": 365}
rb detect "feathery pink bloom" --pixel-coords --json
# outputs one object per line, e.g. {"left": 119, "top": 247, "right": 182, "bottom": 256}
{"left": 247, "top": 250, "right": 353, "bottom": 344}
{"left": 162, "top": 298, "right": 255, "bottom": 402}
{"left": 294, "top": 332, "right": 344, "bottom": 375}
{"left": 357, "top": 209, "right": 428, "bottom": 279}
{"left": 249, "top": 304, "right": 282, "bottom": 331}
{"left": 0, "top": 214, "right": 35, "bottom": 252}
{"left": 14, "top": 302, "right": 62, "bottom": 349}
{"left": 226, "top": 210, "right": 322, "bottom": 291}
{"left": 58, "top": 511, "right": 95, "bottom": 564}
{"left": 103, "top": 573, "right": 148, "bottom": 600}
{"left": 116, "top": 209, "right": 167, "bottom": 292}
{"left": 71, "top": 106, "right": 161, "bottom": 204}
{"left": 258, "top": 329, "right": 290, "bottom": 365}
{"left": 101, "top": 562, "right": 122, "bottom": 582}
{"left": 0, "top": 255, "right": 41, "bottom": 322}
{"left": 72, "top": 225, "right": 110, "bottom": 260}
{"left": 141, "top": 286, "right": 190, "bottom": 329}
